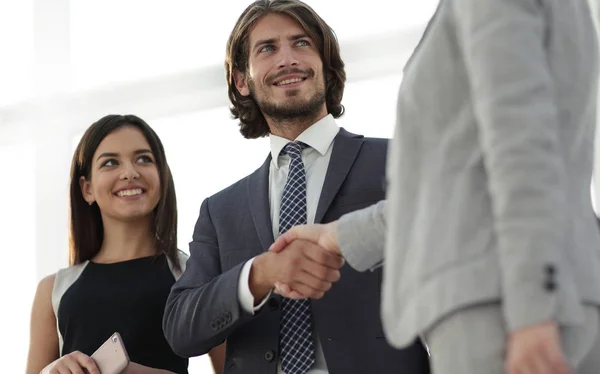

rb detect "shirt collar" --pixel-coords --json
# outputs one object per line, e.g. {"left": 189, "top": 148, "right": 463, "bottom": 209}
{"left": 269, "top": 114, "right": 340, "bottom": 169}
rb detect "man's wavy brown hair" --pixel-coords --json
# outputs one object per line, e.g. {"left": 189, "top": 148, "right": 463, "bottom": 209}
{"left": 225, "top": 0, "right": 346, "bottom": 139}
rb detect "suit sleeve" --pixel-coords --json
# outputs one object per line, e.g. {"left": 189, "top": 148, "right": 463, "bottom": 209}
{"left": 338, "top": 200, "right": 387, "bottom": 272}
{"left": 451, "top": 0, "right": 580, "bottom": 331}
{"left": 163, "top": 198, "right": 257, "bottom": 357}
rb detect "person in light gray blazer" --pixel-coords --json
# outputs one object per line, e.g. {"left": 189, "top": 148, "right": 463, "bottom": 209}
{"left": 269, "top": 0, "right": 600, "bottom": 373}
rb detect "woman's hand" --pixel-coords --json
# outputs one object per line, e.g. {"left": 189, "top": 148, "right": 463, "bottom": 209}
{"left": 41, "top": 351, "right": 100, "bottom": 374}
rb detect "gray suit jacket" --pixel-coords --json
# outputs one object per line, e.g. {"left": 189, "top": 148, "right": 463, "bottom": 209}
{"left": 337, "top": 0, "right": 600, "bottom": 349}
{"left": 163, "top": 129, "right": 430, "bottom": 373}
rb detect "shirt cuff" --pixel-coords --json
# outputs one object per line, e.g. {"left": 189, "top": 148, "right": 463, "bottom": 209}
{"left": 238, "top": 257, "right": 273, "bottom": 315}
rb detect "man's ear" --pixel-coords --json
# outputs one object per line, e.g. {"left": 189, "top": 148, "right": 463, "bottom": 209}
{"left": 233, "top": 70, "right": 251, "bottom": 97}
{"left": 79, "top": 176, "right": 95, "bottom": 205}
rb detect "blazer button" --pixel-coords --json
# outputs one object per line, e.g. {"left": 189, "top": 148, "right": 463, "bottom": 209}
{"left": 224, "top": 312, "right": 232, "bottom": 323}
{"left": 268, "top": 298, "right": 280, "bottom": 310}
{"left": 210, "top": 321, "right": 218, "bottom": 330}
{"left": 544, "top": 264, "right": 558, "bottom": 292}
{"left": 264, "top": 350, "right": 275, "bottom": 362}
{"left": 544, "top": 280, "right": 557, "bottom": 292}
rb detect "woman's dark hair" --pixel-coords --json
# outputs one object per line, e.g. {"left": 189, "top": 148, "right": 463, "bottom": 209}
{"left": 225, "top": 0, "right": 346, "bottom": 138}
{"left": 69, "top": 114, "right": 179, "bottom": 271}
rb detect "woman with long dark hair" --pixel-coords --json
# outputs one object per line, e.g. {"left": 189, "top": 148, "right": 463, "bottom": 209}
{"left": 26, "top": 114, "right": 224, "bottom": 374}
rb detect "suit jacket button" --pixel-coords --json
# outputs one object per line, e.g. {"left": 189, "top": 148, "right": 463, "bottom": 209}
{"left": 224, "top": 312, "right": 232, "bottom": 322}
{"left": 544, "top": 280, "right": 557, "bottom": 292}
{"left": 264, "top": 350, "right": 275, "bottom": 362}
{"left": 268, "top": 298, "right": 280, "bottom": 310}
{"left": 545, "top": 264, "right": 557, "bottom": 275}
{"left": 210, "top": 321, "right": 218, "bottom": 330}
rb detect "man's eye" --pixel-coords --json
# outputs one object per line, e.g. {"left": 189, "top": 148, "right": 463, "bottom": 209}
{"left": 260, "top": 45, "right": 275, "bottom": 53}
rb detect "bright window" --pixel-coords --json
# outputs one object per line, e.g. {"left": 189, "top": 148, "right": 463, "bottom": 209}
{"left": 0, "top": 143, "right": 36, "bottom": 371}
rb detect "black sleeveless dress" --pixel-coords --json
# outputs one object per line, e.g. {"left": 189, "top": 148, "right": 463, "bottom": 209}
{"left": 55, "top": 254, "right": 188, "bottom": 374}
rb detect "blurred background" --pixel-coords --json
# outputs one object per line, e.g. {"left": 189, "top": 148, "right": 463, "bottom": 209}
{"left": 0, "top": 0, "right": 599, "bottom": 372}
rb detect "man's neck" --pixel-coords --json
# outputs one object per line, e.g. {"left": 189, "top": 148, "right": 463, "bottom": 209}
{"left": 268, "top": 112, "right": 328, "bottom": 141}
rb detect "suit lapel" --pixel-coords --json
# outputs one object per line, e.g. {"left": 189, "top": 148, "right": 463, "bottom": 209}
{"left": 247, "top": 155, "right": 275, "bottom": 251}
{"left": 314, "top": 128, "right": 364, "bottom": 223}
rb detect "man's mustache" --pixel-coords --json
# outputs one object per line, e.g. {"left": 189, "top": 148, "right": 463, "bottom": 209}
{"left": 267, "top": 68, "right": 315, "bottom": 85}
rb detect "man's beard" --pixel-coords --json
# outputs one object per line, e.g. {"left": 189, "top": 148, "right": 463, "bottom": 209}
{"left": 248, "top": 74, "right": 326, "bottom": 123}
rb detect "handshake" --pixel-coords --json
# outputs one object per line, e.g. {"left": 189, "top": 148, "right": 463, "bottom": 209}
{"left": 249, "top": 221, "right": 344, "bottom": 302}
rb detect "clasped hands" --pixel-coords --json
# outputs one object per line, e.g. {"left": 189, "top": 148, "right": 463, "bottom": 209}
{"left": 258, "top": 223, "right": 573, "bottom": 374}
{"left": 250, "top": 222, "right": 342, "bottom": 302}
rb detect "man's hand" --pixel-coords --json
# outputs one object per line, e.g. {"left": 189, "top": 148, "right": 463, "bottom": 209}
{"left": 267, "top": 222, "right": 342, "bottom": 299}
{"left": 249, "top": 239, "right": 343, "bottom": 302}
{"left": 506, "top": 321, "right": 572, "bottom": 374}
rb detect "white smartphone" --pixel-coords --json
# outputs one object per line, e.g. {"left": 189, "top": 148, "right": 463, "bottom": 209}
{"left": 90, "top": 332, "right": 130, "bottom": 374}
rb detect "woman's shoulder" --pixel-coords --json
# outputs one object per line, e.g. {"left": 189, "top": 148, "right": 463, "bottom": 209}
{"left": 166, "top": 250, "right": 189, "bottom": 281}
{"left": 176, "top": 249, "right": 189, "bottom": 260}
{"left": 51, "top": 262, "right": 90, "bottom": 314}
{"left": 34, "top": 273, "right": 56, "bottom": 306}
{"left": 35, "top": 262, "right": 87, "bottom": 303}
{"left": 53, "top": 262, "right": 89, "bottom": 289}
{"left": 38, "top": 273, "right": 56, "bottom": 289}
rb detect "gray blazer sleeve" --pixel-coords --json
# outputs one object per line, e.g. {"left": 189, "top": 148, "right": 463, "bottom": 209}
{"left": 163, "top": 198, "right": 255, "bottom": 357}
{"left": 452, "top": 0, "right": 579, "bottom": 331}
{"left": 338, "top": 200, "right": 387, "bottom": 272}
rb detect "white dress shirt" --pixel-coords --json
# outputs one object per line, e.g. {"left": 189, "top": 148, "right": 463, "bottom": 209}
{"left": 237, "top": 114, "right": 340, "bottom": 374}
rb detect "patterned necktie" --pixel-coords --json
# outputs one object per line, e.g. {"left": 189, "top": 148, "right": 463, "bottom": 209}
{"left": 278, "top": 141, "right": 315, "bottom": 374}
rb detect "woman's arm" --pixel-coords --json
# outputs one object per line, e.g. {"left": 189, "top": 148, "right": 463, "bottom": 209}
{"left": 26, "top": 274, "right": 59, "bottom": 374}
{"left": 27, "top": 274, "right": 101, "bottom": 374}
